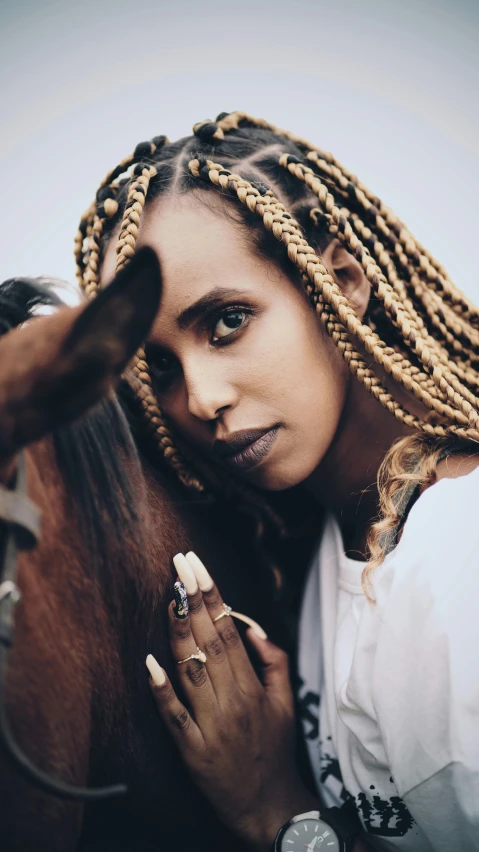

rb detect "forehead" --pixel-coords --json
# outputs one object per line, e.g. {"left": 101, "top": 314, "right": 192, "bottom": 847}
{"left": 100, "top": 191, "right": 241, "bottom": 285}
{"left": 101, "top": 191, "right": 263, "bottom": 294}
{"left": 137, "top": 192, "right": 253, "bottom": 291}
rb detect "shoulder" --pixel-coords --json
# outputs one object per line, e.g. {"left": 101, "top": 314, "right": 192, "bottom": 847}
{"left": 396, "top": 455, "right": 479, "bottom": 571}
{"left": 434, "top": 451, "right": 479, "bottom": 484}
{"left": 374, "top": 457, "right": 479, "bottom": 624}
{"left": 367, "top": 462, "right": 479, "bottom": 795}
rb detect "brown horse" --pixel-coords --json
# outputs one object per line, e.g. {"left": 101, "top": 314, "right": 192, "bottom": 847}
{"left": 0, "top": 250, "right": 313, "bottom": 852}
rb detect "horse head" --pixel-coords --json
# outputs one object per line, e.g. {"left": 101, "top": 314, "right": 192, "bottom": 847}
{"left": 0, "top": 248, "right": 162, "bottom": 802}
{"left": 0, "top": 247, "right": 161, "bottom": 483}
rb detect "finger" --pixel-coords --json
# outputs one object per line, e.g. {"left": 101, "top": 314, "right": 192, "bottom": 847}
{"left": 184, "top": 552, "right": 262, "bottom": 693}
{"left": 167, "top": 596, "right": 218, "bottom": 722}
{"left": 146, "top": 654, "right": 204, "bottom": 752}
{"left": 185, "top": 552, "right": 267, "bottom": 639}
{"left": 173, "top": 554, "right": 237, "bottom": 696}
{"left": 246, "top": 628, "right": 294, "bottom": 714}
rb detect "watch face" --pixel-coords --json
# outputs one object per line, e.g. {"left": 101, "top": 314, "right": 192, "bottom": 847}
{"left": 280, "top": 817, "right": 341, "bottom": 851}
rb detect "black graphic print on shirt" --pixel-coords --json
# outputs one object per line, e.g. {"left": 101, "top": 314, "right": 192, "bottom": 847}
{"left": 297, "top": 678, "right": 415, "bottom": 839}
{"left": 297, "top": 677, "right": 350, "bottom": 804}
{"left": 356, "top": 782, "right": 415, "bottom": 837}
{"left": 320, "top": 736, "right": 349, "bottom": 803}
{"left": 297, "top": 686, "right": 320, "bottom": 741}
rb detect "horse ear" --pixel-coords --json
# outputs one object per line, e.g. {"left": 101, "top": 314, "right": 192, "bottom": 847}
{"left": 0, "top": 247, "right": 161, "bottom": 461}
{"left": 62, "top": 247, "right": 161, "bottom": 386}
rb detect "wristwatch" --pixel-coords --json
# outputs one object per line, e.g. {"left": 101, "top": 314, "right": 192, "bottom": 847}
{"left": 273, "top": 798, "right": 361, "bottom": 852}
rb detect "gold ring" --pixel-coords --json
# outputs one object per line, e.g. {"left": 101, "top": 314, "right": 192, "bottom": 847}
{"left": 212, "top": 603, "right": 233, "bottom": 622}
{"left": 213, "top": 603, "right": 266, "bottom": 637}
{"left": 176, "top": 646, "right": 207, "bottom": 666}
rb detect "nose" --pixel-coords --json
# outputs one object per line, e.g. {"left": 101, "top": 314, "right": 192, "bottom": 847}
{"left": 184, "top": 360, "right": 238, "bottom": 422}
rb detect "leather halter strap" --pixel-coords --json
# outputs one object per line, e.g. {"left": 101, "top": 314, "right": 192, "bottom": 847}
{"left": 0, "top": 453, "right": 40, "bottom": 648}
{"left": 0, "top": 454, "right": 41, "bottom": 547}
{"left": 0, "top": 451, "right": 127, "bottom": 800}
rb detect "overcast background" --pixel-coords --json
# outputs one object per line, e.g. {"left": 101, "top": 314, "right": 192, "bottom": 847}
{"left": 0, "top": 0, "right": 477, "bottom": 303}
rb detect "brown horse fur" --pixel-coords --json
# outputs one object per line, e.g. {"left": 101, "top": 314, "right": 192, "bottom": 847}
{"left": 0, "top": 251, "right": 309, "bottom": 851}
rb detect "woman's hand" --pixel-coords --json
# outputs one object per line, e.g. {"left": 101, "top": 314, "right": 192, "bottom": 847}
{"left": 146, "top": 551, "right": 319, "bottom": 851}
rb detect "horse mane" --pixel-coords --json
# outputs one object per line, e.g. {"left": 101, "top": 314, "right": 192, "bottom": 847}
{"left": 0, "top": 276, "right": 150, "bottom": 616}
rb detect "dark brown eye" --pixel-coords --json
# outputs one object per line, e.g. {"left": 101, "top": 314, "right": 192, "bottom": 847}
{"left": 149, "top": 351, "right": 179, "bottom": 386}
{"left": 212, "top": 310, "right": 246, "bottom": 341}
{"left": 156, "top": 354, "right": 175, "bottom": 372}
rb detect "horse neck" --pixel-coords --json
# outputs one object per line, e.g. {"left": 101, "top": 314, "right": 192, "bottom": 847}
{"left": 20, "top": 434, "right": 194, "bottom": 670}
{"left": 10, "top": 438, "right": 159, "bottom": 744}
{"left": 23, "top": 435, "right": 170, "bottom": 615}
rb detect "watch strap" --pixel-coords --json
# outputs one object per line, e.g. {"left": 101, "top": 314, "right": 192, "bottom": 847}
{"left": 321, "top": 798, "right": 362, "bottom": 843}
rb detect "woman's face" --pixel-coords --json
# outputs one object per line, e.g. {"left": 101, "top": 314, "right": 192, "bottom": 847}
{"left": 104, "top": 193, "right": 350, "bottom": 491}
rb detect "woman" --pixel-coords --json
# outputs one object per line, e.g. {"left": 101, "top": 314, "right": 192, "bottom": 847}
{"left": 77, "top": 112, "right": 479, "bottom": 851}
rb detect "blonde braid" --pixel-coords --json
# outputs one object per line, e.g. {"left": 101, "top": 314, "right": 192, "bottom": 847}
{"left": 347, "top": 211, "right": 479, "bottom": 401}
{"left": 77, "top": 145, "right": 205, "bottom": 490}
{"left": 279, "top": 154, "right": 479, "bottom": 430}
{"left": 74, "top": 206, "right": 93, "bottom": 290}
{"left": 115, "top": 165, "right": 205, "bottom": 490}
{"left": 305, "top": 149, "right": 479, "bottom": 324}
{"left": 345, "top": 209, "right": 479, "bottom": 387}
{"left": 217, "top": 111, "right": 479, "bottom": 325}
{"left": 74, "top": 149, "right": 142, "bottom": 291}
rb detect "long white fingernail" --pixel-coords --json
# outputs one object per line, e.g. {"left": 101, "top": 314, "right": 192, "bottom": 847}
{"left": 146, "top": 654, "right": 166, "bottom": 686}
{"left": 233, "top": 612, "right": 268, "bottom": 640}
{"left": 185, "top": 551, "right": 214, "bottom": 592}
{"left": 172, "top": 553, "right": 198, "bottom": 595}
{"left": 250, "top": 622, "right": 268, "bottom": 640}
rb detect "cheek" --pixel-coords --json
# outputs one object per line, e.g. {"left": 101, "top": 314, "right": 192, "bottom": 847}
{"left": 246, "top": 314, "right": 350, "bottom": 489}
{"left": 265, "top": 309, "right": 348, "bottom": 412}
{"left": 232, "top": 304, "right": 349, "bottom": 426}
{"left": 155, "top": 384, "right": 188, "bottom": 427}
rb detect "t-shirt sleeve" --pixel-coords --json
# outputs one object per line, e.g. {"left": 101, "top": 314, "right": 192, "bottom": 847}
{"left": 404, "top": 763, "right": 479, "bottom": 851}
{"left": 366, "top": 469, "right": 479, "bottom": 845}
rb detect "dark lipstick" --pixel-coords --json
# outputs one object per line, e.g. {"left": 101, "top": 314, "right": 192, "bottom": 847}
{"left": 214, "top": 426, "right": 279, "bottom": 473}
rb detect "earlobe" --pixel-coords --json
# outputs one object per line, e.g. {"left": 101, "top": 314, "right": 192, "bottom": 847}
{"left": 320, "top": 239, "right": 371, "bottom": 319}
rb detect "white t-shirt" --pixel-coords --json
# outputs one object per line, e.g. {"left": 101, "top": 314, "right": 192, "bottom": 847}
{"left": 297, "top": 465, "right": 479, "bottom": 851}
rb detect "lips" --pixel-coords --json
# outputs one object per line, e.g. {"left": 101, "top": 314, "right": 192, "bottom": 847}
{"left": 213, "top": 426, "right": 279, "bottom": 473}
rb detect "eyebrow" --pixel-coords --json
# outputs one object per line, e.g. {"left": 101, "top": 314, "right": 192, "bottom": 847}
{"left": 176, "top": 287, "right": 252, "bottom": 330}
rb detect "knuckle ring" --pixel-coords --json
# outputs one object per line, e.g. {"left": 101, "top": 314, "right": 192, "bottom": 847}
{"left": 212, "top": 603, "right": 233, "bottom": 622}
{"left": 212, "top": 602, "right": 265, "bottom": 635}
{"left": 176, "top": 646, "right": 207, "bottom": 665}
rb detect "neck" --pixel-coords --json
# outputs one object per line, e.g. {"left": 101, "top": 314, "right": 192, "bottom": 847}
{"left": 305, "top": 378, "right": 413, "bottom": 556}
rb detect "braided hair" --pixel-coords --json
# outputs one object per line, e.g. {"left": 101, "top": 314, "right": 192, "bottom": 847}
{"left": 75, "top": 111, "right": 479, "bottom": 592}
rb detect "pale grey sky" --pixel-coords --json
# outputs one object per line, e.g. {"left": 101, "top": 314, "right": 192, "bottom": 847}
{"left": 1, "top": 0, "right": 477, "bottom": 301}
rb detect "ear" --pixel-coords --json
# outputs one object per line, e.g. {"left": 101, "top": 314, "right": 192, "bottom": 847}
{"left": 320, "top": 239, "right": 370, "bottom": 319}
{"left": 0, "top": 247, "right": 161, "bottom": 460}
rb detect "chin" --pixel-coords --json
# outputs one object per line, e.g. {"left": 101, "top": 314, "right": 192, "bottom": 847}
{"left": 246, "top": 458, "right": 316, "bottom": 492}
